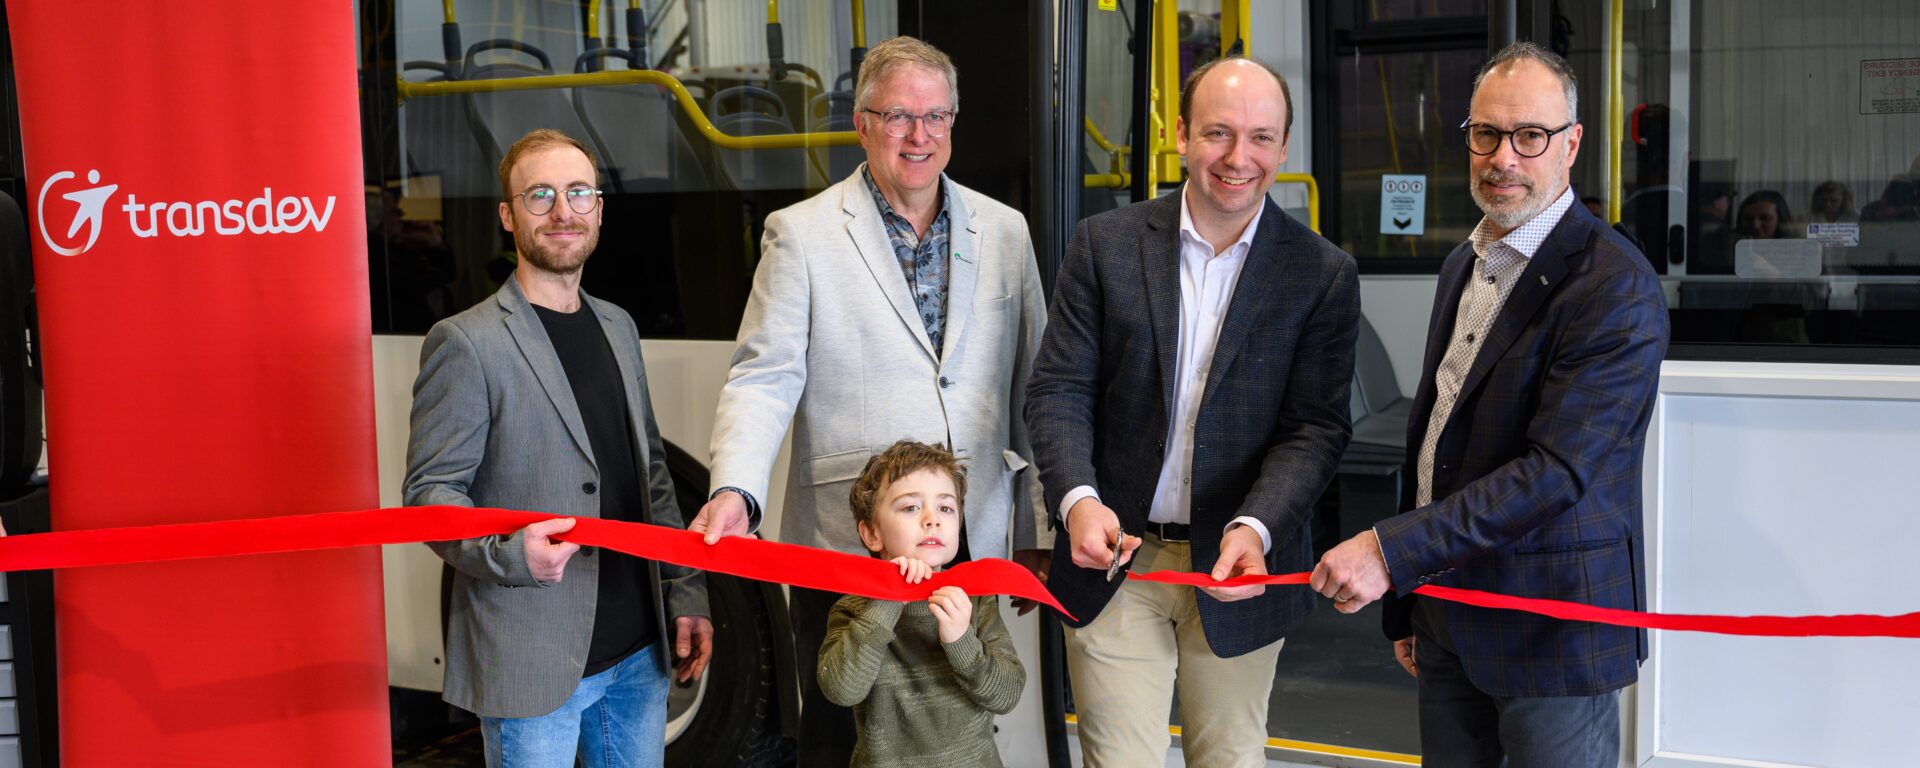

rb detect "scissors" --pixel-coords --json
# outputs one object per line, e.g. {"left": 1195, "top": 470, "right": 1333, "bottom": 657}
{"left": 1106, "top": 528, "right": 1127, "bottom": 582}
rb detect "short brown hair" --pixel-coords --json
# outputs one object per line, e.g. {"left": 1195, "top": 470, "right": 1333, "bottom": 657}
{"left": 855, "top": 36, "right": 959, "bottom": 113}
{"left": 497, "top": 128, "right": 598, "bottom": 202}
{"left": 848, "top": 440, "right": 968, "bottom": 533}
{"left": 1179, "top": 56, "right": 1294, "bottom": 140}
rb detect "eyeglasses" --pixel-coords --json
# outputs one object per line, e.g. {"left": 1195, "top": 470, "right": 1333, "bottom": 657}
{"left": 861, "top": 108, "right": 956, "bottom": 138}
{"left": 1460, "top": 119, "right": 1574, "bottom": 158}
{"left": 513, "top": 184, "right": 602, "bottom": 216}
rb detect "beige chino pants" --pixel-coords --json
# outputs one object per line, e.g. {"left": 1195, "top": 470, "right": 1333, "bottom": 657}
{"left": 1064, "top": 534, "right": 1285, "bottom": 768}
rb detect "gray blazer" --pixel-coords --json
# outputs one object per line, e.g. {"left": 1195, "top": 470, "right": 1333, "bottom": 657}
{"left": 405, "top": 277, "right": 707, "bottom": 718}
{"left": 710, "top": 167, "right": 1052, "bottom": 558}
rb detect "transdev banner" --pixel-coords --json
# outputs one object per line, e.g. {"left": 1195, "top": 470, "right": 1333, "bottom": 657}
{"left": 7, "top": 2, "right": 388, "bottom": 764}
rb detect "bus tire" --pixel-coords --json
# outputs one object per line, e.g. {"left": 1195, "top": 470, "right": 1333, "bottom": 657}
{"left": 664, "top": 571, "right": 791, "bottom": 766}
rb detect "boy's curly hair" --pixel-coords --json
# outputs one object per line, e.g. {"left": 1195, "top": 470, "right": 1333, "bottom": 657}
{"left": 848, "top": 440, "right": 968, "bottom": 531}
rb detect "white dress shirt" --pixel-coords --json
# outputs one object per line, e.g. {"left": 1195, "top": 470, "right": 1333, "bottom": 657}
{"left": 1061, "top": 188, "right": 1277, "bottom": 552}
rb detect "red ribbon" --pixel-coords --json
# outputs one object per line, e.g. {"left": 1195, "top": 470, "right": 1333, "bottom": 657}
{"left": 2, "top": 507, "right": 1915, "bottom": 638}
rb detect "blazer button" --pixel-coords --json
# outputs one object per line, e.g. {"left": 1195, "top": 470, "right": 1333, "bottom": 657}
{"left": 583, "top": 482, "right": 598, "bottom": 494}
{"left": 939, "top": 376, "right": 953, "bottom": 389}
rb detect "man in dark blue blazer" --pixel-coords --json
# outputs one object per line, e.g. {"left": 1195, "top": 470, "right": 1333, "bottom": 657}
{"left": 1028, "top": 57, "right": 1358, "bottom": 766}
{"left": 1313, "top": 43, "right": 1669, "bottom": 767}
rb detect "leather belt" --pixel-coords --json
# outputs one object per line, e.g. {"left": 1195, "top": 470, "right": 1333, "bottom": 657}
{"left": 1144, "top": 521, "right": 1191, "bottom": 543}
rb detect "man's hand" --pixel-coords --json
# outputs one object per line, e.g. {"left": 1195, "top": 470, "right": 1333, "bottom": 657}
{"left": 1066, "top": 497, "right": 1138, "bottom": 571}
{"left": 689, "top": 491, "right": 753, "bottom": 545}
{"left": 1202, "top": 525, "right": 1268, "bottom": 602}
{"left": 674, "top": 616, "right": 714, "bottom": 683}
{"left": 1310, "top": 529, "right": 1392, "bottom": 613}
{"left": 890, "top": 556, "right": 933, "bottom": 584}
{"left": 1392, "top": 636, "right": 1417, "bottom": 678}
{"left": 1009, "top": 548, "right": 1050, "bottom": 616}
{"left": 522, "top": 517, "right": 580, "bottom": 583}
{"left": 928, "top": 586, "right": 973, "bottom": 644}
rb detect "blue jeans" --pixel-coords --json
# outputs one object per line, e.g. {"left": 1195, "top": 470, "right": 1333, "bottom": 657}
{"left": 481, "top": 644, "right": 670, "bottom": 768}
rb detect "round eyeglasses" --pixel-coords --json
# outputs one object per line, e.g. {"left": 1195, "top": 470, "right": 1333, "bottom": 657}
{"left": 1460, "top": 120, "right": 1574, "bottom": 158}
{"left": 861, "top": 108, "right": 956, "bottom": 139}
{"left": 513, "top": 184, "right": 602, "bottom": 216}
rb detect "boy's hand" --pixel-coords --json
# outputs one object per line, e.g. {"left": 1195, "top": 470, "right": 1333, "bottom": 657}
{"left": 928, "top": 586, "right": 972, "bottom": 644}
{"left": 890, "top": 556, "right": 933, "bottom": 584}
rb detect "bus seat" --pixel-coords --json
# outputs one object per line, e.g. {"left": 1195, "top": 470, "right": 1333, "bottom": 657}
{"left": 806, "top": 91, "right": 860, "bottom": 183}
{"left": 709, "top": 86, "right": 825, "bottom": 192}
{"left": 570, "top": 50, "right": 713, "bottom": 194}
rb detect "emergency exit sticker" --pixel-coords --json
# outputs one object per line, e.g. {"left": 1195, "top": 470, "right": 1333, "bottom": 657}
{"left": 1098, "top": 0, "right": 1117, "bottom": 10}
{"left": 1380, "top": 174, "right": 1427, "bottom": 236}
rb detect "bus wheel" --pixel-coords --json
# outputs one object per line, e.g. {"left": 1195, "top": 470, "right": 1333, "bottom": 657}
{"left": 664, "top": 571, "right": 791, "bottom": 765}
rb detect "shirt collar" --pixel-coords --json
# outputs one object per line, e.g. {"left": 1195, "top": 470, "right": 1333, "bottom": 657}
{"left": 862, "top": 165, "right": 952, "bottom": 226}
{"left": 1469, "top": 186, "right": 1576, "bottom": 260}
{"left": 1177, "top": 183, "right": 1265, "bottom": 258}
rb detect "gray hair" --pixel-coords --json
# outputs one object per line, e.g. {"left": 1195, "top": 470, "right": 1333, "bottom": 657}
{"left": 1472, "top": 41, "right": 1578, "bottom": 124}
{"left": 854, "top": 36, "right": 958, "bottom": 113}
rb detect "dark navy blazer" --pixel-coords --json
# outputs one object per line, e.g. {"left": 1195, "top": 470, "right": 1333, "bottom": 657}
{"left": 1377, "top": 203, "right": 1670, "bottom": 697}
{"left": 1027, "top": 190, "right": 1359, "bottom": 657}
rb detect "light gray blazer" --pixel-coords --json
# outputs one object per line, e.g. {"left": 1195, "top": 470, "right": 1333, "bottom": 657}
{"left": 405, "top": 277, "right": 706, "bottom": 718}
{"left": 710, "top": 167, "right": 1052, "bottom": 559}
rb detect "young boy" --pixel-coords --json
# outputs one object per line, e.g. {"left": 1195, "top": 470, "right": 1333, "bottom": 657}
{"left": 816, "top": 440, "right": 1026, "bottom": 767}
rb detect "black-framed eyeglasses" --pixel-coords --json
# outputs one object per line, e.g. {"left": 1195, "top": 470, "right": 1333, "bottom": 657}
{"left": 1460, "top": 119, "right": 1574, "bottom": 158}
{"left": 861, "top": 108, "right": 956, "bottom": 138}
{"left": 513, "top": 184, "right": 602, "bottom": 216}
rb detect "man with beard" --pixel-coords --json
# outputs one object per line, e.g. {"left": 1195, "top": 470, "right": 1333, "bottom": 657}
{"left": 405, "top": 129, "right": 713, "bottom": 768}
{"left": 1311, "top": 43, "right": 1668, "bottom": 766}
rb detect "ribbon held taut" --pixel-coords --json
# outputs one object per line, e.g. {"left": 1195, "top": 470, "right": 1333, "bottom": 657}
{"left": 2, "top": 507, "right": 1917, "bottom": 638}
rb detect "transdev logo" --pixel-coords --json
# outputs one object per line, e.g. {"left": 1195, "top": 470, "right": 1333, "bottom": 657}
{"left": 36, "top": 169, "right": 337, "bottom": 257}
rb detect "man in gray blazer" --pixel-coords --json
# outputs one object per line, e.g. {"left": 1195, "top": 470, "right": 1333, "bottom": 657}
{"left": 1028, "top": 58, "right": 1358, "bottom": 766}
{"left": 406, "top": 129, "right": 710, "bottom": 768}
{"left": 688, "top": 36, "right": 1051, "bottom": 767}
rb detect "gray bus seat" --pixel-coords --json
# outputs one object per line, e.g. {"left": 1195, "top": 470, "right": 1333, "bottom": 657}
{"left": 709, "top": 85, "right": 826, "bottom": 191}
{"left": 570, "top": 50, "right": 712, "bottom": 193}
{"left": 807, "top": 91, "right": 860, "bottom": 183}
{"left": 399, "top": 61, "right": 499, "bottom": 198}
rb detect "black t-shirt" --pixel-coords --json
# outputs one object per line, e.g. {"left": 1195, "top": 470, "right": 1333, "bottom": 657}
{"left": 533, "top": 302, "right": 658, "bottom": 676}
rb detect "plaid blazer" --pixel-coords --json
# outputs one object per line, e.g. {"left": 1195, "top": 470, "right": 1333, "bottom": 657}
{"left": 1028, "top": 191, "right": 1359, "bottom": 657}
{"left": 1376, "top": 204, "right": 1669, "bottom": 697}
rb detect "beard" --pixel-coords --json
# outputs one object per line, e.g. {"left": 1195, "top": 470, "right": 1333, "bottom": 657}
{"left": 1471, "top": 165, "right": 1564, "bottom": 231}
{"left": 514, "top": 222, "right": 598, "bottom": 276}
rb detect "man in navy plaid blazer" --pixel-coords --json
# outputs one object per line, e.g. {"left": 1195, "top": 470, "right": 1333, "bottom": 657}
{"left": 1313, "top": 43, "right": 1669, "bottom": 767}
{"left": 1028, "top": 57, "right": 1358, "bottom": 766}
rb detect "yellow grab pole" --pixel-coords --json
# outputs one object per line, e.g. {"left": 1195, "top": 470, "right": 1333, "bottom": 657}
{"left": 1607, "top": 0, "right": 1624, "bottom": 225}
{"left": 1221, "top": 0, "right": 1251, "bottom": 55}
{"left": 852, "top": 0, "right": 867, "bottom": 48}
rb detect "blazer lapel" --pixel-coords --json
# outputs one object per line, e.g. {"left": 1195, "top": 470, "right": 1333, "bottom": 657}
{"left": 843, "top": 170, "right": 938, "bottom": 361}
{"left": 1140, "top": 193, "right": 1183, "bottom": 412}
{"left": 1453, "top": 211, "right": 1584, "bottom": 409}
{"left": 939, "top": 185, "right": 979, "bottom": 366}
{"left": 1200, "top": 200, "right": 1288, "bottom": 407}
{"left": 587, "top": 290, "right": 651, "bottom": 471}
{"left": 497, "top": 279, "right": 596, "bottom": 469}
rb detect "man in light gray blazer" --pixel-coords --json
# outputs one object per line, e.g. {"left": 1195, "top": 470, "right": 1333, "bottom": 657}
{"left": 688, "top": 36, "right": 1051, "bottom": 767}
{"left": 406, "top": 129, "right": 710, "bottom": 768}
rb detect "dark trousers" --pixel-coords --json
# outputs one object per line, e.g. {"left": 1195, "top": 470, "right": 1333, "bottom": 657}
{"left": 1413, "top": 598, "right": 1621, "bottom": 768}
{"left": 790, "top": 585, "right": 858, "bottom": 768}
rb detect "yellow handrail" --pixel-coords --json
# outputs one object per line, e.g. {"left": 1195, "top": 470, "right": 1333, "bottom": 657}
{"left": 1083, "top": 172, "right": 1322, "bottom": 234}
{"left": 442, "top": 0, "right": 454, "bottom": 24}
{"left": 587, "top": 1, "right": 602, "bottom": 48}
{"left": 395, "top": 71, "right": 859, "bottom": 151}
{"left": 852, "top": 0, "right": 866, "bottom": 48}
{"left": 1607, "top": 0, "right": 1624, "bottom": 225}
{"left": 766, "top": 0, "right": 779, "bottom": 25}
{"left": 1220, "top": 0, "right": 1251, "bottom": 55}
